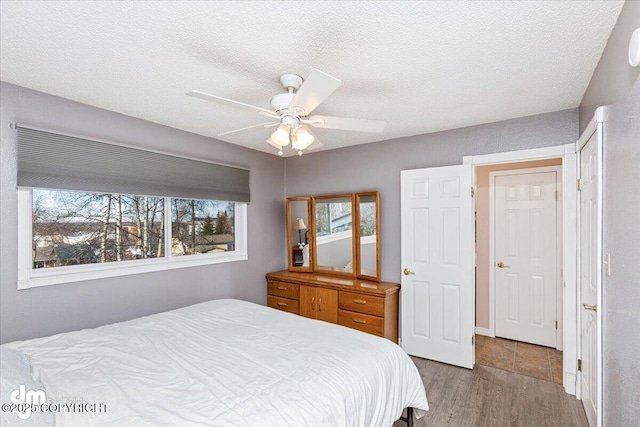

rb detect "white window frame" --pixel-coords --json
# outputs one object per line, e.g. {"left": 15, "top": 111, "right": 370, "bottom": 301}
{"left": 17, "top": 188, "right": 248, "bottom": 290}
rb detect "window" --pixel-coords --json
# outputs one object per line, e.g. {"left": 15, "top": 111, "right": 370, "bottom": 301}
{"left": 359, "top": 200, "right": 376, "bottom": 238}
{"left": 20, "top": 188, "right": 247, "bottom": 288}
{"left": 16, "top": 126, "right": 250, "bottom": 289}
{"left": 33, "top": 190, "right": 165, "bottom": 268}
{"left": 316, "top": 201, "right": 352, "bottom": 236}
{"left": 170, "top": 199, "right": 235, "bottom": 256}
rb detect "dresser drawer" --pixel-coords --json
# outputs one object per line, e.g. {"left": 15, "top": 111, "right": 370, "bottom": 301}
{"left": 338, "top": 291, "right": 385, "bottom": 317}
{"left": 267, "top": 281, "right": 299, "bottom": 300}
{"left": 338, "top": 309, "right": 384, "bottom": 337}
{"left": 268, "top": 296, "right": 299, "bottom": 315}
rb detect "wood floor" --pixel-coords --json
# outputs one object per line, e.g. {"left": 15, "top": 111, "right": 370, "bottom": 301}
{"left": 393, "top": 356, "right": 588, "bottom": 427}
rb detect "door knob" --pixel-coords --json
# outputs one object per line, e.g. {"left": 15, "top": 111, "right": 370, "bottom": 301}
{"left": 582, "top": 303, "right": 597, "bottom": 312}
{"left": 496, "top": 262, "right": 510, "bottom": 268}
{"left": 403, "top": 268, "right": 415, "bottom": 276}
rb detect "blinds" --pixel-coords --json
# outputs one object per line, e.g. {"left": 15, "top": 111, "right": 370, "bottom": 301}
{"left": 17, "top": 126, "right": 250, "bottom": 202}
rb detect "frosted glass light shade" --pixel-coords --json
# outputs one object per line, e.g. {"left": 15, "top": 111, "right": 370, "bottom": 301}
{"left": 292, "top": 127, "right": 314, "bottom": 150}
{"left": 271, "top": 124, "right": 290, "bottom": 146}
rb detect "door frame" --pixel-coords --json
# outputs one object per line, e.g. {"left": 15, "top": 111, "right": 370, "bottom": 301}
{"left": 489, "top": 165, "right": 563, "bottom": 350}
{"left": 463, "top": 143, "right": 579, "bottom": 396}
{"left": 576, "top": 108, "right": 604, "bottom": 426}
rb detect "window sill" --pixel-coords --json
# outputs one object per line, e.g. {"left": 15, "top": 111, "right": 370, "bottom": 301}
{"left": 18, "top": 252, "right": 248, "bottom": 290}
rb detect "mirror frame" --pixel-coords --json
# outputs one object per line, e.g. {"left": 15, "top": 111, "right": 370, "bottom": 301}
{"left": 311, "top": 193, "right": 357, "bottom": 278}
{"left": 355, "top": 191, "right": 381, "bottom": 282}
{"left": 286, "top": 197, "right": 313, "bottom": 272}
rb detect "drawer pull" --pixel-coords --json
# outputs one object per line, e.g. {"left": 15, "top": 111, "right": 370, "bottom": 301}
{"left": 277, "top": 286, "right": 287, "bottom": 290}
{"left": 277, "top": 302, "right": 288, "bottom": 307}
{"left": 353, "top": 299, "right": 367, "bottom": 304}
{"left": 353, "top": 319, "right": 367, "bottom": 324}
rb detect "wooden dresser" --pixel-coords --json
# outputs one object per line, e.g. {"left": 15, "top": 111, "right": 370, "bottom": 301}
{"left": 266, "top": 270, "right": 400, "bottom": 342}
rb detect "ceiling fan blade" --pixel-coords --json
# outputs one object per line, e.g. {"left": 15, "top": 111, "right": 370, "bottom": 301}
{"left": 186, "top": 90, "right": 277, "bottom": 117}
{"left": 307, "top": 115, "right": 386, "bottom": 133}
{"left": 218, "top": 121, "right": 279, "bottom": 137}
{"left": 288, "top": 70, "right": 341, "bottom": 115}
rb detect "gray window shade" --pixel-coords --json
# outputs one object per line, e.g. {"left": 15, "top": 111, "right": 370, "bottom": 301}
{"left": 17, "top": 126, "right": 250, "bottom": 202}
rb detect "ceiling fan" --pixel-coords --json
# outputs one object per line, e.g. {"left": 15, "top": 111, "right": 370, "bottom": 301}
{"left": 187, "top": 70, "right": 386, "bottom": 156}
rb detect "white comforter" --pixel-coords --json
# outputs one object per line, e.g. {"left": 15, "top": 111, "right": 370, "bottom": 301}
{"left": 5, "top": 299, "right": 428, "bottom": 426}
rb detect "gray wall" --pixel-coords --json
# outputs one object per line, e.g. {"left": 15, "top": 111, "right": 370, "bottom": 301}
{"left": 285, "top": 108, "right": 578, "bottom": 284}
{"left": 600, "top": 76, "right": 639, "bottom": 427}
{"left": 579, "top": 1, "right": 640, "bottom": 133}
{"left": 0, "top": 82, "right": 286, "bottom": 344}
{"left": 578, "top": 2, "right": 640, "bottom": 425}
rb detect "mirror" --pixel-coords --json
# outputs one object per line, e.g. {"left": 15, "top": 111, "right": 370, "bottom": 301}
{"left": 286, "top": 191, "right": 381, "bottom": 281}
{"left": 312, "top": 194, "right": 356, "bottom": 277}
{"left": 286, "top": 197, "right": 312, "bottom": 272}
{"left": 356, "top": 192, "right": 381, "bottom": 282}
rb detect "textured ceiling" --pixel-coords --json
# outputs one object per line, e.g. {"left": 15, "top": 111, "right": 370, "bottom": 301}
{"left": 0, "top": 1, "right": 624, "bottom": 156}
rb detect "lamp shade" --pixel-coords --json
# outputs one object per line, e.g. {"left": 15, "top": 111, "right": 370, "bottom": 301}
{"left": 294, "top": 218, "right": 307, "bottom": 230}
{"left": 271, "top": 124, "right": 290, "bottom": 146}
{"left": 291, "top": 126, "right": 314, "bottom": 150}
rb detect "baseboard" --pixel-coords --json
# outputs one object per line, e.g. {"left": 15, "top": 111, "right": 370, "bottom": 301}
{"left": 565, "top": 373, "right": 577, "bottom": 396}
{"left": 474, "top": 327, "right": 494, "bottom": 337}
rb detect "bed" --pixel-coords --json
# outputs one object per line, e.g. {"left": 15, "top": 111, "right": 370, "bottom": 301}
{"left": 1, "top": 299, "right": 428, "bottom": 426}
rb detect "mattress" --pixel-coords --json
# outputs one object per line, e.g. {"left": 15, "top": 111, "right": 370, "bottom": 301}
{"left": 3, "top": 299, "right": 428, "bottom": 426}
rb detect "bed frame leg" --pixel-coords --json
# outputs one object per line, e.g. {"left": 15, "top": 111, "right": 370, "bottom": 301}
{"left": 399, "top": 407, "right": 413, "bottom": 427}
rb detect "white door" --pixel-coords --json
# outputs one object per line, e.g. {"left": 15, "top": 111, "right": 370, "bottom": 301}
{"left": 401, "top": 165, "right": 474, "bottom": 369}
{"left": 493, "top": 168, "right": 560, "bottom": 347}
{"left": 580, "top": 129, "right": 601, "bottom": 427}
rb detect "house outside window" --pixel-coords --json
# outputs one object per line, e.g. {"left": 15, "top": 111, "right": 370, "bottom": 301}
{"left": 316, "top": 201, "right": 352, "bottom": 236}
{"left": 20, "top": 188, "right": 247, "bottom": 288}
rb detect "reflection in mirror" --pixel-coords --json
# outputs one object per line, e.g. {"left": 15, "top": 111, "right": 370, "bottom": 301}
{"left": 357, "top": 193, "right": 380, "bottom": 281}
{"left": 314, "top": 196, "right": 355, "bottom": 276}
{"left": 287, "top": 198, "right": 312, "bottom": 271}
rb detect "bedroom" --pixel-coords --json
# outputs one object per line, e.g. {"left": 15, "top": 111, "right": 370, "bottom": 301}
{"left": 1, "top": 1, "right": 639, "bottom": 426}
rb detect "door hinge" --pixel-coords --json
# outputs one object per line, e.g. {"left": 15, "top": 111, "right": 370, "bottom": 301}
{"left": 578, "top": 359, "right": 582, "bottom": 371}
{"left": 471, "top": 187, "right": 475, "bottom": 197}
{"left": 472, "top": 335, "right": 475, "bottom": 345}
{"left": 555, "top": 320, "right": 558, "bottom": 330}
{"left": 577, "top": 178, "right": 584, "bottom": 191}
{"left": 555, "top": 190, "right": 558, "bottom": 200}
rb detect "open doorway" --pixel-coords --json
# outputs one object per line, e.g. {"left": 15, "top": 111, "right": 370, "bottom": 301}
{"left": 474, "top": 158, "right": 563, "bottom": 384}
{"left": 401, "top": 144, "right": 579, "bottom": 393}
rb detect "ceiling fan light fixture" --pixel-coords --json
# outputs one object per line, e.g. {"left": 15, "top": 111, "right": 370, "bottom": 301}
{"left": 292, "top": 126, "right": 315, "bottom": 150}
{"left": 271, "top": 123, "right": 290, "bottom": 146}
{"left": 188, "top": 69, "right": 384, "bottom": 157}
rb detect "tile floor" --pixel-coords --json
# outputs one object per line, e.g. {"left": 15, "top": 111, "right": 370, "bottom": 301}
{"left": 475, "top": 335, "right": 563, "bottom": 384}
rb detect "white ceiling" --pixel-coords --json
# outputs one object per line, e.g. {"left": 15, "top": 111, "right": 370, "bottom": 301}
{"left": 0, "top": 1, "right": 624, "bottom": 156}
